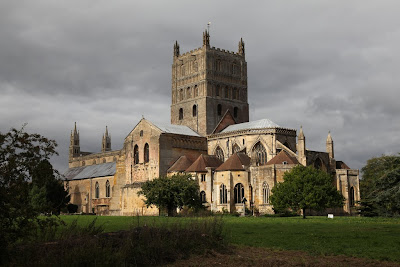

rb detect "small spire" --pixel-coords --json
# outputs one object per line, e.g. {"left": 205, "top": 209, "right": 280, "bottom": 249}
{"left": 74, "top": 122, "right": 78, "bottom": 134}
{"left": 299, "top": 126, "right": 305, "bottom": 138}
{"left": 174, "top": 40, "right": 180, "bottom": 57}
{"left": 105, "top": 126, "right": 108, "bottom": 136}
{"left": 327, "top": 131, "right": 333, "bottom": 142}
{"left": 238, "top": 37, "right": 245, "bottom": 56}
{"left": 203, "top": 30, "right": 210, "bottom": 47}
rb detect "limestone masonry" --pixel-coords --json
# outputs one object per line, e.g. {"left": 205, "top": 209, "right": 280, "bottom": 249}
{"left": 64, "top": 31, "right": 360, "bottom": 216}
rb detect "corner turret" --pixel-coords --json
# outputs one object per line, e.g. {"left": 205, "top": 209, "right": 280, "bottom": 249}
{"left": 69, "top": 122, "right": 80, "bottom": 160}
{"left": 238, "top": 37, "right": 245, "bottom": 57}
{"left": 297, "top": 126, "right": 306, "bottom": 166}
{"left": 102, "top": 126, "right": 111, "bottom": 152}
{"left": 173, "top": 41, "right": 180, "bottom": 57}
{"left": 326, "top": 131, "right": 334, "bottom": 159}
{"left": 203, "top": 30, "right": 210, "bottom": 47}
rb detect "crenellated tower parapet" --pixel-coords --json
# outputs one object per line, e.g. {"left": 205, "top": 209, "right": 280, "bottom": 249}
{"left": 171, "top": 31, "right": 249, "bottom": 136}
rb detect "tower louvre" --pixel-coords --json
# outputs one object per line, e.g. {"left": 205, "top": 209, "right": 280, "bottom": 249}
{"left": 171, "top": 30, "right": 249, "bottom": 136}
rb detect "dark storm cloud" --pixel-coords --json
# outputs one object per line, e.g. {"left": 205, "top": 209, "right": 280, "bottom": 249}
{"left": 1, "top": 0, "right": 399, "bottom": 172}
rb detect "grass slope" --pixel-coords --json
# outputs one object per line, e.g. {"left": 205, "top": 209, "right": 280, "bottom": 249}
{"left": 60, "top": 215, "right": 400, "bottom": 262}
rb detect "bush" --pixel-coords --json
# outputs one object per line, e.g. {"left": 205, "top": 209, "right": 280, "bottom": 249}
{"left": 5, "top": 217, "right": 227, "bottom": 266}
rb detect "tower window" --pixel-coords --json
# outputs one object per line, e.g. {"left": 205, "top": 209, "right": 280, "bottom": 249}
{"left": 234, "top": 107, "right": 238, "bottom": 118}
{"left": 217, "top": 104, "right": 222, "bottom": 116}
{"left": 179, "top": 108, "right": 183, "bottom": 120}
{"left": 216, "top": 85, "right": 220, "bottom": 96}
{"left": 186, "top": 87, "right": 191, "bottom": 99}
{"left": 201, "top": 174, "right": 206, "bottom": 182}
{"left": 192, "top": 105, "right": 197, "bottom": 117}
{"left": 180, "top": 89, "right": 183, "bottom": 101}
{"left": 225, "top": 87, "right": 229, "bottom": 98}
{"left": 140, "top": 130, "right": 143, "bottom": 137}
{"left": 144, "top": 143, "right": 149, "bottom": 163}
{"left": 194, "top": 85, "right": 198, "bottom": 97}
{"left": 233, "top": 88, "right": 237, "bottom": 99}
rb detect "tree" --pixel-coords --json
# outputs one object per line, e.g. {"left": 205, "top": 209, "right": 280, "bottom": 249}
{"left": 0, "top": 126, "right": 58, "bottom": 254}
{"left": 270, "top": 165, "right": 344, "bottom": 218}
{"left": 30, "top": 159, "right": 70, "bottom": 214}
{"left": 138, "top": 174, "right": 202, "bottom": 216}
{"left": 360, "top": 154, "right": 400, "bottom": 216}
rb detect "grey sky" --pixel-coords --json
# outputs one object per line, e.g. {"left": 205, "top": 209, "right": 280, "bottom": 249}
{"left": 1, "top": 1, "right": 399, "bottom": 172}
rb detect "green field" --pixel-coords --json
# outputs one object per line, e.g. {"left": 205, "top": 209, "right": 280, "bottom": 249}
{"left": 60, "top": 215, "right": 400, "bottom": 262}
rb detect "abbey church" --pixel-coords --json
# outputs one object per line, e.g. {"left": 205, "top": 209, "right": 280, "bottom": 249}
{"left": 64, "top": 31, "right": 360, "bottom": 216}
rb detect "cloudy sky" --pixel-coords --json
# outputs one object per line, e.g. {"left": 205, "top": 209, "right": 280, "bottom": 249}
{"left": 1, "top": 1, "right": 399, "bottom": 173}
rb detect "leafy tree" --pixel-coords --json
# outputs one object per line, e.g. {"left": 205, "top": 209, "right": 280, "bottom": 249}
{"left": 270, "top": 165, "right": 344, "bottom": 218}
{"left": 138, "top": 174, "right": 202, "bottom": 216}
{"left": 30, "top": 159, "right": 70, "bottom": 214}
{"left": 0, "top": 126, "right": 58, "bottom": 256}
{"left": 360, "top": 154, "right": 400, "bottom": 216}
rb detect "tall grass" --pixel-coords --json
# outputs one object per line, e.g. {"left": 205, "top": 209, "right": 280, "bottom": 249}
{"left": 6, "top": 216, "right": 226, "bottom": 266}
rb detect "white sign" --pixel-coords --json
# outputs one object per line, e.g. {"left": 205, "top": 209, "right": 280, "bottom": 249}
{"left": 328, "top": 214, "right": 334, "bottom": 219}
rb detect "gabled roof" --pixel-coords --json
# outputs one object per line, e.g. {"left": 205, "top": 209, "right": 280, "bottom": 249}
{"left": 266, "top": 150, "right": 299, "bottom": 165}
{"left": 221, "top": 118, "right": 280, "bottom": 133}
{"left": 185, "top": 154, "right": 223, "bottom": 172}
{"left": 63, "top": 162, "right": 116, "bottom": 180}
{"left": 154, "top": 122, "right": 200, "bottom": 137}
{"left": 167, "top": 155, "right": 194, "bottom": 173}
{"left": 126, "top": 118, "right": 201, "bottom": 139}
{"left": 215, "top": 153, "right": 251, "bottom": 171}
{"left": 336, "top": 161, "right": 350, "bottom": 170}
{"left": 212, "top": 110, "right": 236, "bottom": 134}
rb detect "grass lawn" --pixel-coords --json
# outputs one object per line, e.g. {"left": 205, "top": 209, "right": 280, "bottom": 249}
{"left": 59, "top": 215, "right": 400, "bottom": 262}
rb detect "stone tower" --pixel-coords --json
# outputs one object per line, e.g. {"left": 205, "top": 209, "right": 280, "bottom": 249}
{"left": 297, "top": 126, "right": 306, "bottom": 166}
{"left": 326, "top": 131, "right": 334, "bottom": 158}
{"left": 102, "top": 126, "right": 111, "bottom": 152}
{"left": 69, "top": 122, "right": 80, "bottom": 160}
{"left": 171, "top": 30, "right": 249, "bottom": 136}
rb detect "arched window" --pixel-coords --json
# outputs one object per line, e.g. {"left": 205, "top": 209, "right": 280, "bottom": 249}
{"left": 232, "top": 144, "right": 240, "bottom": 154}
{"left": 233, "top": 88, "right": 237, "bottom": 99}
{"left": 234, "top": 183, "right": 244, "bottom": 204}
{"left": 217, "top": 104, "right": 222, "bottom": 116}
{"left": 144, "top": 143, "right": 149, "bottom": 163}
{"left": 216, "top": 85, "right": 220, "bottom": 96}
{"left": 179, "top": 108, "right": 183, "bottom": 120}
{"left": 350, "top": 187, "right": 355, "bottom": 206}
{"left": 252, "top": 142, "right": 267, "bottom": 166}
{"left": 215, "top": 146, "right": 224, "bottom": 162}
{"left": 192, "top": 105, "right": 197, "bottom": 117}
{"left": 186, "top": 87, "right": 191, "bottom": 99}
{"left": 105, "top": 180, "right": 110, "bottom": 198}
{"left": 95, "top": 182, "right": 99, "bottom": 198}
{"left": 200, "top": 191, "right": 206, "bottom": 203}
{"left": 194, "top": 85, "right": 198, "bottom": 97}
{"left": 180, "top": 89, "right": 184, "bottom": 101}
{"left": 220, "top": 184, "right": 227, "bottom": 204}
{"left": 234, "top": 107, "right": 238, "bottom": 118}
{"left": 134, "top": 145, "right": 139, "bottom": 164}
{"left": 314, "top": 158, "right": 322, "bottom": 170}
{"left": 225, "top": 87, "right": 229, "bottom": 98}
{"left": 262, "top": 182, "right": 270, "bottom": 204}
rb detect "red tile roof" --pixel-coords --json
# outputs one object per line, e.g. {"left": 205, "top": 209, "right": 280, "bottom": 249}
{"left": 167, "top": 155, "right": 194, "bottom": 172}
{"left": 215, "top": 153, "right": 251, "bottom": 171}
{"left": 266, "top": 150, "right": 299, "bottom": 165}
{"left": 185, "top": 154, "right": 223, "bottom": 172}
